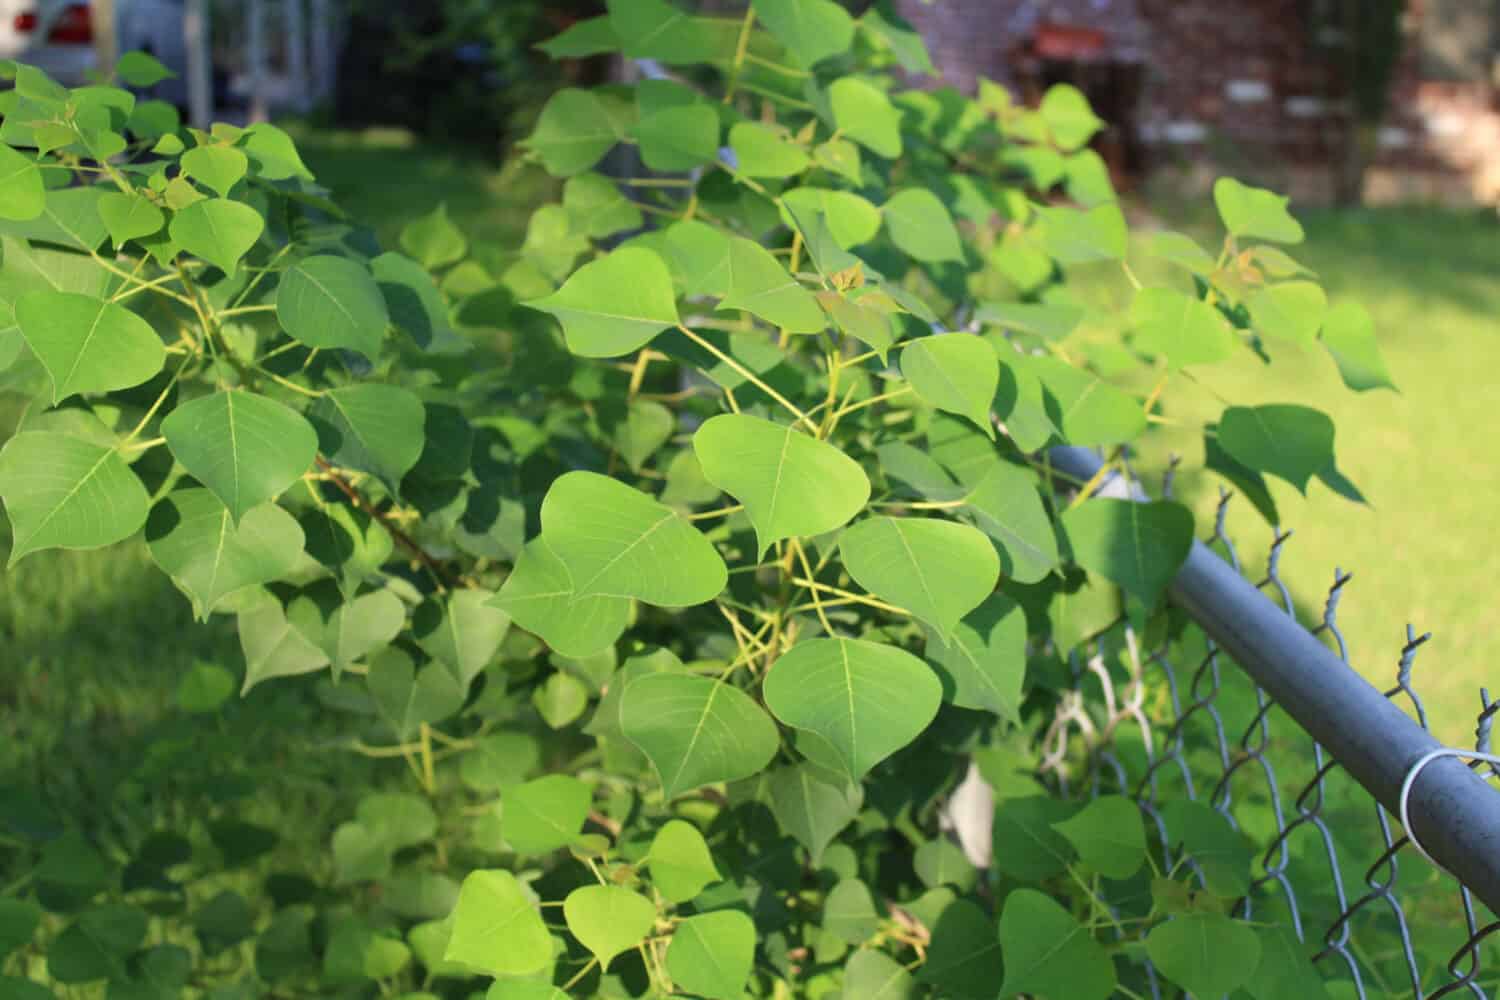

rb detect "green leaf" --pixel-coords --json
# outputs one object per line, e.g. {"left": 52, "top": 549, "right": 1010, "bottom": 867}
{"left": 1130, "top": 286, "right": 1236, "bottom": 368}
{"left": 524, "top": 88, "right": 621, "bottom": 177}
{"left": 607, "top": 0, "right": 723, "bottom": 62}
{"left": 444, "top": 870, "right": 552, "bottom": 977}
{"left": 367, "top": 648, "right": 465, "bottom": 739}
{"left": 533, "top": 670, "right": 589, "bottom": 729}
{"left": 48, "top": 905, "right": 148, "bottom": 983}
{"left": 460, "top": 732, "right": 539, "bottom": 792}
{"left": 563, "top": 885, "right": 655, "bottom": 971}
{"left": 0, "top": 144, "right": 45, "bottom": 221}
{"left": 814, "top": 136, "right": 864, "bottom": 184}
{"left": 168, "top": 197, "right": 263, "bottom": 276}
{"left": 242, "top": 122, "right": 314, "bottom": 180}
{"left": 766, "top": 762, "right": 863, "bottom": 863}
{"left": 729, "top": 122, "right": 811, "bottom": 178}
{"left": 844, "top": 948, "right": 917, "bottom": 999}
{"left": 1061, "top": 498, "right": 1193, "bottom": 607}
{"left": 1036, "top": 203, "right": 1127, "bottom": 262}
{"left": 925, "top": 592, "right": 1026, "bottom": 719}
{"left": 752, "top": 0, "right": 854, "bottom": 67}
{"left": 1039, "top": 83, "right": 1103, "bottom": 151}
{"left": 1214, "top": 177, "right": 1304, "bottom": 244}
{"left": 491, "top": 538, "right": 631, "bottom": 658}
{"left": 162, "top": 390, "right": 317, "bottom": 523}
{"left": 665, "top": 911, "right": 756, "bottom": 1000}
{"left": 632, "top": 104, "right": 719, "bottom": 171}
{"left": 400, "top": 203, "right": 467, "bottom": 270}
{"left": 1026, "top": 355, "right": 1146, "bottom": 446}
{"left": 862, "top": 7, "right": 934, "bottom": 74}
{"left": 116, "top": 51, "right": 175, "bottom": 87}
{"left": 15, "top": 290, "right": 164, "bottom": 403}
{"left": 298, "top": 590, "right": 406, "bottom": 679}
{"left": 991, "top": 795, "right": 1076, "bottom": 880}
{"left": 539, "top": 14, "right": 619, "bottom": 57}
{"left": 916, "top": 899, "right": 1001, "bottom": 998}
{"left": 0, "top": 898, "right": 42, "bottom": 958}
{"left": 883, "top": 188, "right": 963, "bottom": 263}
{"left": 181, "top": 143, "right": 248, "bottom": 197}
{"left": 538, "top": 471, "right": 725, "bottom": 605}
{"left": 563, "top": 173, "right": 642, "bottom": 239}
{"left": 503, "top": 775, "right": 591, "bottom": 855}
{"left": 1146, "top": 230, "right": 1217, "bottom": 276}
{"left": 764, "top": 637, "right": 941, "bottom": 780}
{"left": 999, "top": 889, "right": 1115, "bottom": 1000}
{"left": 1246, "top": 924, "right": 1333, "bottom": 1000}
{"left": 309, "top": 384, "right": 425, "bottom": 490}
{"left": 1147, "top": 913, "right": 1262, "bottom": 998}
{"left": 1051, "top": 795, "right": 1146, "bottom": 878}
{"left": 718, "top": 237, "right": 826, "bottom": 333}
{"left": 620, "top": 673, "right": 780, "bottom": 797}
{"left": 1160, "top": 800, "right": 1255, "bottom": 897}
{"left": 661, "top": 219, "right": 731, "bottom": 297}
{"left": 238, "top": 593, "right": 330, "bottom": 692}
{"left": 1248, "top": 280, "right": 1326, "bottom": 346}
{"left": 526, "top": 246, "right": 678, "bottom": 358}
{"left": 413, "top": 589, "right": 510, "bottom": 688}
{"left": 829, "top": 77, "right": 902, "bottom": 158}
{"left": 784, "top": 188, "right": 881, "bottom": 250}
{"left": 0, "top": 431, "right": 148, "bottom": 565}
{"left": 276, "top": 254, "right": 390, "bottom": 360}
{"left": 901, "top": 332, "right": 997, "bottom": 434}
{"left": 615, "top": 399, "right": 674, "bottom": 472}
{"left": 978, "top": 300, "right": 1082, "bottom": 341}
{"left": 962, "top": 459, "right": 1058, "bottom": 583}
{"left": 2, "top": 186, "right": 109, "bottom": 251}
{"left": 694, "top": 413, "right": 869, "bottom": 557}
{"left": 1320, "top": 300, "right": 1394, "bottom": 392}
{"left": 914, "top": 838, "right": 976, "bottom": 891}
{"left": 146, "top": 489, "right": 304, "bottom": 620}
{"left": 176, "top": 660, "right": 235, "bottom": 713}
{"left": 96, "top": 191, "right": 163, "bottom": 248}
{"left": 817, "top": 288, "right": 899, "bottom": 360}
{"left": 647, "top": 820, "right": 720, "bottom": 903}
{"left": 823, "top": 879, "right": 879, "bottom": 944}
{"left": 1218, "top": 404, "right": 1335, "bottom": 493}
{"left": 840, "top": 516, "right": 999, "bottom": 638}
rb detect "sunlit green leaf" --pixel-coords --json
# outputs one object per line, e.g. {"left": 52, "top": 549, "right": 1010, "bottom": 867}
{"left": 564, "top": 885, "right": 655, "bottom": 971}
{"left": 15, "top": 290, "right": 164, "bottom": 403}
{"left": 840, "top": 516, "right": 998, "bottom": 638}
{"left": 665, "top": 911, "right": 756, "bottom": 1000}
{"left": 999, "top": 889, "right": 1114, "bottom": 1000}
{"left": 0, "top": 431, "right": 148, "bottom": 565}
{"left": 719, "top": 236, "right": 826, "bottom": 333}
{"left": 620, "top": 673, "right": 779, "bottom": 797}
{"left": 1218, "top": 404, "right": 1335, "bottom": 493}
{"left": 276, "top": 255, "right": 390, "bottom": 360}
{"left": 1214, "top": 176, "right": 1304, "bottom": 244}
{"left": 146, "top": 489, "right": 304, "bottom": 620}
{"left": 445, "top": 870, "right": 552, "bottom": 977}
{"left": 526, "top": 246, "right": 678, "bottom": 358}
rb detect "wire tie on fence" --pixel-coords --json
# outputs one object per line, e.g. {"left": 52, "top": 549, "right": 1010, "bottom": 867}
{"left": 1398, "top": 748, "right": 1500, "bottom": 868}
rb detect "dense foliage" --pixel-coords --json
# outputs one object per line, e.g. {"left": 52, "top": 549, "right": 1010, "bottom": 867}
{"left": 0, "top": 2, "right": 1394, "bottom": 997}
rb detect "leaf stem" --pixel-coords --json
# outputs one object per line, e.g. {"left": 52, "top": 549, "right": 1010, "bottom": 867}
{"left": 788, "top": 577, "right": 908, "bottom": 617}
{"left": 789, "top": 539, "right": 834, "bottom": 635}
{"left": 675, "top": 324, "right": 816, "bottom": 432}
{"left": 687, "top": 503, "right": 744, "bottom": 521}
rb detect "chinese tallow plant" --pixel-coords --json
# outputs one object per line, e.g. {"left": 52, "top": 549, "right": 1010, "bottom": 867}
{"left": 0, "top": 2, "right": 1389, "bottom": 997}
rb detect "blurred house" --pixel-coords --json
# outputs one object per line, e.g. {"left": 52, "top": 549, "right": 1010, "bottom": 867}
{"left": 896, "top": 0, "right": 1500, "bottom": 204}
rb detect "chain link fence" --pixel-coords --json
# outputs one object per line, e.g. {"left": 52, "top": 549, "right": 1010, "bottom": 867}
{"left": 1038, "top": 447, "right": 1500, "bottom": 999}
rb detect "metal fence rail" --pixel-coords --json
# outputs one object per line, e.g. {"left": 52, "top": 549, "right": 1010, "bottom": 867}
{"left": 1043, "top": 446, "right": 1500, "bottom": 999}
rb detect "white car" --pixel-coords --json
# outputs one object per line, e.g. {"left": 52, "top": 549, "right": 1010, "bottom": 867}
{"left": 0, "top": 0, "right": 188, "bottom": 105}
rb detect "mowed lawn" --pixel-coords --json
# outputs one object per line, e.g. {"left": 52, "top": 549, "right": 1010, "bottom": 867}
{"left": 2, "top": 127, "right": 1495, "bottom": 764}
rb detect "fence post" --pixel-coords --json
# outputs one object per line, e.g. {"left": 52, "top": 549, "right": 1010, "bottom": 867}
{"left": 184, "top": 0, "right": 212, "bottom": 129}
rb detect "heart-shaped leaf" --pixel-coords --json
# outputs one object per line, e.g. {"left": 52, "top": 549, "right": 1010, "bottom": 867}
{"left": 146, "top": 489, "right": 304, "bottom": 620}
{"left": 1051, "top": 794, "right": 1147, "bottom": 878}
{"left": 526, "top": 246, "right": 678, "bottom": 358}
{"left": 292, "top": 589, "right": 406, "bottom": 679}
{"left": 1036, "top": 203, "right": 1127, "bottom": 262}
{"left": 181, "top": 143, "right": 248, "bottom": 197}
{"left": 883, "top": 188, "right": 962, "bottom": 263}
{"left": 524, "top": 88, "right": 621, "bottom": 177}
{"left": 665, "top": 911, "right": 756, "bottom": 1000}
{"left": 413, "top": 588, "right": 510, "bottom": 688}
{"left": 1027, "top": 355, "right": 1146, "bottom": 446}
{"left": 490, "top": 538, "right": 632, "bottom": 657}
{"left": 694, "top": 413, "right": 869, "bottom": 557}
{"left": 238, "top": 593, "right": 331, "bottom": 693}
{"left": 1060, "top": 498, "right": 1194, "bottom": 607}
{"left": 539, "top": 471, "right": 726, "bottom": 606}
{"left": 96, "top": 191, "right": 164, "bottom": 247}
{"left": 400, "top": 202, "right": 467, "bottom": 270}
{"left": 0, "top": 431, "right": 149, "bottom": 566}
{"left": 502, "top": 775, "right": 592, "bottom": 855}
{"left": 615, "top": 398, "right": 674, "bottom": 472}
{"left": 1248, "top": 280, "right": 1326, "bottom": 346}
{"left": 829, "top": 77, "right": 902, "bottom": 158}
{"left": 844, "top": 948, "right": 916, "bottom": 999}
{"left": 1214, "top": 177, "right": 1304, "bottom": 244}
{"left": 840, "top": 516, "right": 999, "bottom": 638}
{"left": 751, "top": 0, "right": 854, "bottom": 67}
{"left": 308, "top": 384, "right": 425, "bottom": 490}
{"left": 961, "top": 459, "right": 1058, "bottom": 583}
{"left": 1040, "top": 83, "right": 1104, "bottom": 151}
{"left": 647, "top": 820, "right": 721, "bottom": 903}
{"left": 1320, "top": 301, "right": 1394, "bottom": 393}
{"left": 763, "top": 637, "right": 941, "bottom": 780}
{"left": 718, "top": 237, "right": 826, "bottom": 333}
{"left": 162, "top": 390, "right": 318, "bottom": 523}
{"left": 563, "top": 885, "right": 655, "bottom": 971}
{"left": 444, "top": 870, "right": 551, "bottom": 977}
{"left": 16, "top": 290, "right": 164, "bottom": 403}
{"left": 620, "top": 673, "right": 779, "bottom": 797}
{"left": 632, "top": 104, "right": 719, "bottom": 171}
{"left": 729, "top": 122, "right": 811, "bottom": 178}
{"left": 924, "top": 592, "right": 1026, "bottom": 719}
{"left": 1218, "top": 404, "right": 1335, "bottom": 493}
{"left": 276, "top": 255, "right": 390, "bottom": 360}
{"left": 0, "top": 143, "right": 44, "bottom": 220}
{"left": 169, "top": 197, "right": 263, "bottom": 275}
{"left": 1147, "top": 912, "right": 1262, "bottom": 998}
{"left": 999, "top": 889, "right": 1115, "bottom": 1000}
{"left": 1130, "top": 286, "right": 1236, "bottom": 369}
{"left": 765, "top": 762, "right": 863, "bottom": 863}
{"left": 900, "top": 332, "right": 997, "bottom": 435}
